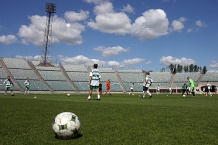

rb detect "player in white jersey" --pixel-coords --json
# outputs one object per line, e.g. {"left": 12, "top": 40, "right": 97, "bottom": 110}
{"left": 24, "top": 77, "right": 30, "bottom": 95}
{"left": 206, "top": 81, "right": 212, "bottom": 96}
{"left": 2, "top": 76, "right": 14, "bottom": 96}
{"left": 87, "top": 64, "right": 101, "bottom": 100}
{"left": 156, "top": 84, "right": 160, "bottom": 95}
{"left": 142, "top": 72, "right": 152, "bottom": 99}
{"left": 129, "top": 83, "right": 134, "bottom": 95}
{"left": 168, "top": 86, "right": 172, "bottom": 95}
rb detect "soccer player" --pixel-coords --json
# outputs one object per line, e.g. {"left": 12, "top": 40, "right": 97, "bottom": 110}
{"left": 142, "top": 72, "right": 152, "bottom": 99}
{"left": 129, "top": 83, "right": 134, "bottom": 95}
{"left": 156, "top": 84, "right": 160, "bottom": 95}
{"left": 2, "top": 76, "right": 14, "bottom": 96}
{"left": 182, "top": 82, "right": 189, "bottom": 96}
{"left": 187, "top": 77, "right": 196, "bottom": 97}
{"left": 206, "top": 81, "right": 212, "bottom": 96}
{"left": 168, "top": 86, "right": 172, "bottom": 95}
{"left": 87, "top": 64, "right": 101, "bottom": 100}
{"left": 105, "top": 79, "right": 111, "bottom": 95}
{"left": 24, "top": 77, "right": 30, "bottom": 95}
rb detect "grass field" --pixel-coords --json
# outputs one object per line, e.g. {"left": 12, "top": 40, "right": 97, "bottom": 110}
{"left": 0, "top": 93, "right": 218, "bottom": 145}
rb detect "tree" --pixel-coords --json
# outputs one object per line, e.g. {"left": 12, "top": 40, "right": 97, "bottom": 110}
{"left": 184, "top": 66, "right": 189, "bottom": 72}
{"left": 168, "top": 63, "right": 174, "bottom": 74}
{"left": 193, "top": 65, "right": 198, "bottom": 72}
{"left": 177, "top": 64, "right": 183, "bottom": 73}
{"left": 202, "top": 66, "right": 207, "bottom": 74}
{"left": 189, "top": 64, "right": 194, "bottom": 72}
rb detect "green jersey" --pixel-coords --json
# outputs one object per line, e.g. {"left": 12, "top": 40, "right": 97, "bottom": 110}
{"left": 4, "top": 79, "right": 13, "bottom": 87}
{"left": 89, "top": 69, "right": 101, "bottom": 86}
{"left": 182, "top": 84, "right": 188, "bottom": 89}
{"left": 144, "top": 75, "right": 153, "bottom": 87}
{"left": 189, "top": 79, "right": 195, "bottom": 87}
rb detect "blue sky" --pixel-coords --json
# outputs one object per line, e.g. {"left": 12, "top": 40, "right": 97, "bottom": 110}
{"left": 0, "top": 0, "right": 218, "bottom": 71}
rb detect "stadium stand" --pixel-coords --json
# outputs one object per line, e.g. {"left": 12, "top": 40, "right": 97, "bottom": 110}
{"left": 0, "top": 58, "right": 217, "bottom": 93}
{"left": 173, "top": 72, "right": 201, "bottom": 88}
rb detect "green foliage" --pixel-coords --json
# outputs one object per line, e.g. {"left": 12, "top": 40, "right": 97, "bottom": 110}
{"left": 168, "top": 64, "right": 207, "bottom": 73}
{"left": 0, "top": 94, "right": 218, "bottom": 145}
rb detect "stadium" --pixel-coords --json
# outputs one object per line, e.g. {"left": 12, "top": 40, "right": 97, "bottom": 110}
{"left": 0, "top": 57, "right": 217, "bottom": 94}
{"left": 1, "top": 1, "right": 218, "bottom": 145}
{"left": 1, "top": 58, "right": 218, "bottom": 145}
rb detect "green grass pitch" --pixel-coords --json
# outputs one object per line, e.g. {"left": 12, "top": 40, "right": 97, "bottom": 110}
{"left": 0, "top": 93, "right": 218, "bottom": 145}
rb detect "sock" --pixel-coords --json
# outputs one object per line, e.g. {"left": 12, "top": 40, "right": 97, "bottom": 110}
{"left": 97, "top": 95, "right": 100, "bottom": 99}
{"left": 88, "top": 96, "right": 91, "bottom": 100}
{"left": 147, "top": 91, "right": 151, "bottom": 96}
{"left": 192, "top": 92, "right": 195, "bottom": 96}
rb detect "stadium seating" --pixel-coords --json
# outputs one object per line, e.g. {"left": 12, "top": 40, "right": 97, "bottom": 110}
{"left": 1, "top": 58, "right": 217, "bottom": 93}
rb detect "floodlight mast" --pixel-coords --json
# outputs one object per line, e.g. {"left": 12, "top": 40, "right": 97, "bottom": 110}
{"left": 40, "top": 3, "right": 56, "bottom": 66}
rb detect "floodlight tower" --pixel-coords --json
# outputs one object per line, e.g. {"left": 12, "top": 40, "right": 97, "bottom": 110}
{"left": 40, "top": 3, "right": 56, "bottom": 66}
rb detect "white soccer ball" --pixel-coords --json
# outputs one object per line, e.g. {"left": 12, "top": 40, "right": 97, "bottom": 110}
{"left": 52, "top": 112, "right": 80, "bottom": 140}
{"left": 183, "top": 95, "right": 186, "bottom": 97}
{"left": 67, "top": 93, "right": 71, "bottom": 97}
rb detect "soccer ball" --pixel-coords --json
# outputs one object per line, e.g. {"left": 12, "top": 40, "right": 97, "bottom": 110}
{"left": 52, "top": 112, "right": 80, "bottom": 139}
{"left": 183, "top": 95, "right": 186, "bottom": 97}
{"left": 67, "top": 93, "right": 71, "bottom": 97}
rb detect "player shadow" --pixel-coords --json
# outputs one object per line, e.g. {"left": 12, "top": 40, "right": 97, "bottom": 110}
{"left": 90, "top": 99, "right": 101, "bottom": 101}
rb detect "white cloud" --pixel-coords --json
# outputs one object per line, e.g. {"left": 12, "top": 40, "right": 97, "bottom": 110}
{"left": 58, "top": 55, "right": 91, "bottom": 64}
{"left": 187, "top": 28, "right": 192, "bottom": 33}
{"left": 58, "top": 55, "right": 145, "bottom": 69}
{"left": 179, "top": 17, "right": 186, "bottom": 22}
{"left": 83, "top": 0, "right": 104, "bottom": 5}
{"left": 18, "top": 15, "right": 85, "bottom": 46}
{"left": 170, "top": 17, "right": 186, "bottom": 32}
{"left": 122, "top": 4, "right": 134, "bottom": 13}
{"left": 64, "top": 10, "right": 89, "bottom": 22}
{"left": 15, "top": 55, "right": 42, "bottom": 61}
{"left": 0, "top": 35, "right": 17, "bottom": 44}
{"left": 58, "top": 55, "right": 106, "bottom": 67}
{"left": 94, "top": 46, "right": 129, "bottom": 57}
{"left": 195, "top": 20, "right": 206, "bottom": 28}
{"left": 130, "top": 9, "right": 169, "bottom": 40}
{"left": 145, "top": 60, "right": 152, "bottom": 65}
{"left": 93, "top": 1, "right": 114, "bottom": 14}
{"left": 108, "top": 61, "right": 124, "bottom": 68}
{"left": 171, "top": 20, "right": 184, "bottom": 32}
{"left": 160, "top": 56, "right": 196, "bottom": 66}
{"left": 87, "top": 1, "right": 132, "bottom": 35}
{"left": 210, "top": 61, "right": 218, "bottom": 68}
{"left": 123, "top": 58, "right": 144, "bottom": 65}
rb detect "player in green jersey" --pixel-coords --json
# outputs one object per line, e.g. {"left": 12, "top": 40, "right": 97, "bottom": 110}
{"left": 24, "top": 77, "right": 30, "bottom": 95}
{"left": 142, "top": 72, "right": 153, "bottom": 99}
{"left": 87, "top": 64, "right": 101, "bottom": 100}
{"left": 206, "top": 81, "right": 212, "bottom": 96}
{"left": 2, "top": 76, "right": 14, "bottom": 96}
{"left": 187, "top": 77, "right": 196, "bottom": 97}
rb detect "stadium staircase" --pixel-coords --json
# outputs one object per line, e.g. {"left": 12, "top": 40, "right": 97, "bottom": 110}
{"left": 0, "top": 59, "right": 24, "bottom": 91}
{"left": 170, "top": 73, "right": 175, "bottom": 87}
{"left": 27, "top": 60, "right": 54, "bottom": 93}
{"left": 58, "top": 63, "right": 79, "bottom": 93}
{"left": 197, "top": 73, "right": 204, "bottom": 86}
{"left": 115, "top": 70, "right": 126, "bottom": 93}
